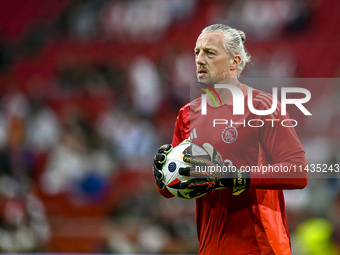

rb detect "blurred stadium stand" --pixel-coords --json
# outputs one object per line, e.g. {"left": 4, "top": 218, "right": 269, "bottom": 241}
{"left": 0, "top": 0, "right": 339, "bottom": 254}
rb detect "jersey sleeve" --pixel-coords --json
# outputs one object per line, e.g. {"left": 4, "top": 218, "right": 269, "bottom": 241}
{"left": 249, "top": 92, "right": 308, "bottom": 190}
{"left": 172, "top": 103, "right": 191, "bottom": 147}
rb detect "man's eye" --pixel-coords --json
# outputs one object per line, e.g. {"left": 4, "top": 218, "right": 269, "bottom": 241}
{"left": 207, "top": 51, "right": 214, "bottom": 55}
{"left": 195, "top": 51, "right": 199, "bottom": 56}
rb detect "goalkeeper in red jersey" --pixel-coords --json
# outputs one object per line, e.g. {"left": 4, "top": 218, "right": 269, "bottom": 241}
{"left": 153, "top": 24, "right": 308, "bottom": 255}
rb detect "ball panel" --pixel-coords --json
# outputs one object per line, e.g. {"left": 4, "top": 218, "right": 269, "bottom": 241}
{"left": 163, "top": 159, "right": 187, "bottom": 186}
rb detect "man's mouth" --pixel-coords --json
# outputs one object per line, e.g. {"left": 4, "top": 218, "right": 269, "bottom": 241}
{"left": 197, "top": 69, "right": 208, "bottom": 78}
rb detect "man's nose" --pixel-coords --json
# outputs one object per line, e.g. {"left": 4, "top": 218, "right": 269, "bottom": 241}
{"left": 196, "top": 51, "right": 206, "bottom": 65}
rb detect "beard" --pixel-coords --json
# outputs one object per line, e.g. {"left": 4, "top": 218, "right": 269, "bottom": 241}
{"left": 197, "top": 67, "right": 231, "bottom": 87}
{"left": 197, "top": 76, "right": 236, "bottom": 87}
{"left": 197, "top": 77, "right": 223, "bottom": 87}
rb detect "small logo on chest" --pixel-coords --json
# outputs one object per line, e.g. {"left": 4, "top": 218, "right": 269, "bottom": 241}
{"left": 221, "top": 126, "right": 238, "bottom": 143}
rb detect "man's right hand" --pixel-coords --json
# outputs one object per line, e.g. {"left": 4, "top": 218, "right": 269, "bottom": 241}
{"left": 179, "top": 143, "right": 250, "bottom": 196}
{"left": 153, "top": 144, "right": 173, "bottom": 189}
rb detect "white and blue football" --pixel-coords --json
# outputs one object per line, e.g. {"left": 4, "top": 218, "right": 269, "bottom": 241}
{"left": 162, "top": 140, "right": 210, "bottom": 199}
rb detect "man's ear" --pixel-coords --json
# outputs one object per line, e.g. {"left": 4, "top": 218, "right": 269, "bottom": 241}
{"left": 230, "top": 55, "right": 241, "bottom": 71}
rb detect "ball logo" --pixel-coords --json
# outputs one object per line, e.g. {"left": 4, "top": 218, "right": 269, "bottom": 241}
{"left": 222, "top": 126, "right": 238, "bottom": 143}
{"left": 168, "top": 162, "right": 177, "bottom": 172}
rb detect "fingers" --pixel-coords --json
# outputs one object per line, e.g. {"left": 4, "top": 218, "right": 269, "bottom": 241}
{"left": 179, "top": 179, "right": 216, "bottom": 197}
{"left": 183, "top": 154, "right": 214, "bottom": 167}
{"left": 202, "top": 143, "right": 214, "bottom": 159}
{"left": 188, "top": 189, "right": 208, "bottom": 198}
{"left": 179, "top": 166, "right": 219, "bottom": 179}
{"left": 153, "top": 164, "right": 165, "bottom": 189}
{"left": 153, "top": 165, "right": 165, "bottom": 189}
{"left": 153, "top": 164, "right": 164, "bottom": 180}
{"left": 153, "top": 152, "right": 166, "bottom": 190}
{"left": 181, "top": 179, "right": 208, "bottom": 198}
{"left": 158, "top": 144, "right": 173, "bottom": 154}
{"left": 182, "top": 154, "right": 219, "bottom": 178}
{"left": 178, "top": 167, "right": 191, "bottom": 176}
{"left": 153, "top": 143, "right": 172, "bottom": 189}
{"left": 154, "top": 154, "right": 166, "bottom": 164}
{"left": 213, "top": 150, "right": 224, "bottom": 166}
{"left": 178, "top": 166, "right": 200, "bottom": 178}
{"left": 180, "top": 179, "right": 215, "bottom": 190}
{"left": 155, "top": 179, "right": 164, "bottom": 189}
{"left": 203, "top": 143, "right": 224, "bottom": 165}
{"left": 180, "top": 179, "right": 205, "bottom": 189}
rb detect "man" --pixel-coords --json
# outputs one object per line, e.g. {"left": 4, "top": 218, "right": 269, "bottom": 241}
{"left": 153, "top": 24, "right": 308, "bottom": 255}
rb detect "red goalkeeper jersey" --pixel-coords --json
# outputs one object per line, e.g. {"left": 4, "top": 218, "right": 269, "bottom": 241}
{"left": 158, "top": 83, "right": 308, "bottom": 255}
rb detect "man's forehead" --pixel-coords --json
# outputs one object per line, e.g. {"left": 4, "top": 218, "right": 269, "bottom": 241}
{"left": 195, "top": 32, "right": 225, "bottom": 49}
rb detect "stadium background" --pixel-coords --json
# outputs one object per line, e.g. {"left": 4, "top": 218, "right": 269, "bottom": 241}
{"left": 0, "top": 0, "right": 339, "bottom": 254}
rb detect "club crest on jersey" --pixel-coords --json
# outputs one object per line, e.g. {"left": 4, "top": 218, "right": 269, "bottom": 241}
{"left": 222, "top": 125, "right": 238, "bottom": 143}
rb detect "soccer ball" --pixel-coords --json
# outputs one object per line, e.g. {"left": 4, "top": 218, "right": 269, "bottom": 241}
{"left": 162, "top": 140, "right": 210, "bottom": 199}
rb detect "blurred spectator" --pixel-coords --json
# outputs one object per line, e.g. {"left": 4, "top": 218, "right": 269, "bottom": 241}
{"left": 97, "top": 106, "right": 159, "bottom": 168}
{"left": 0, "top": 193, "right": 51, "bottom": 252}
{"left": 129, "top": 55, "right": 161, "bottom": 116}
{"left": 172, "top": 51, "right": 196, "bottom": 105}
{"left": 65, "top": 0, "right": 101, "bottom": 40}
{"left": 104, "top": 185, "right": 197, "bottom": 254}
{"left": 59, "top": 0, "right": 196, "bottom": 42}
{"left": 267, "top": 47, "right": 297, "bottom": 77}
{"left": 214, "top": 0, "right": 312, "bottom": 41}
{"left": 26, "top": 98, "right": 60, "bottom": 153}
{"left": 242, "top": 47, "right": 297, "bottom": 78}
{"left": 0, "top": 41, "right": 15, "bottom": 72}
{"left": 0, "top": 90, "right": 35, "bottom": 182}
{"left": 0, "top": 91, "right": 51, "bottom": 252}
{"left": 41, "top": 114, "right": 115, "bottom": 202}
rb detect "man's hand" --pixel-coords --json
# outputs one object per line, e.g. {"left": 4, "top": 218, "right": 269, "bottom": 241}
{"left": 178, "top": 143, "right": 230, "bottom": 197}
{"left": 153, "top": 144, "right": 173, "bottom": 189}
{"left": 179, "top": 143, "right": 250, "bottom": 196}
